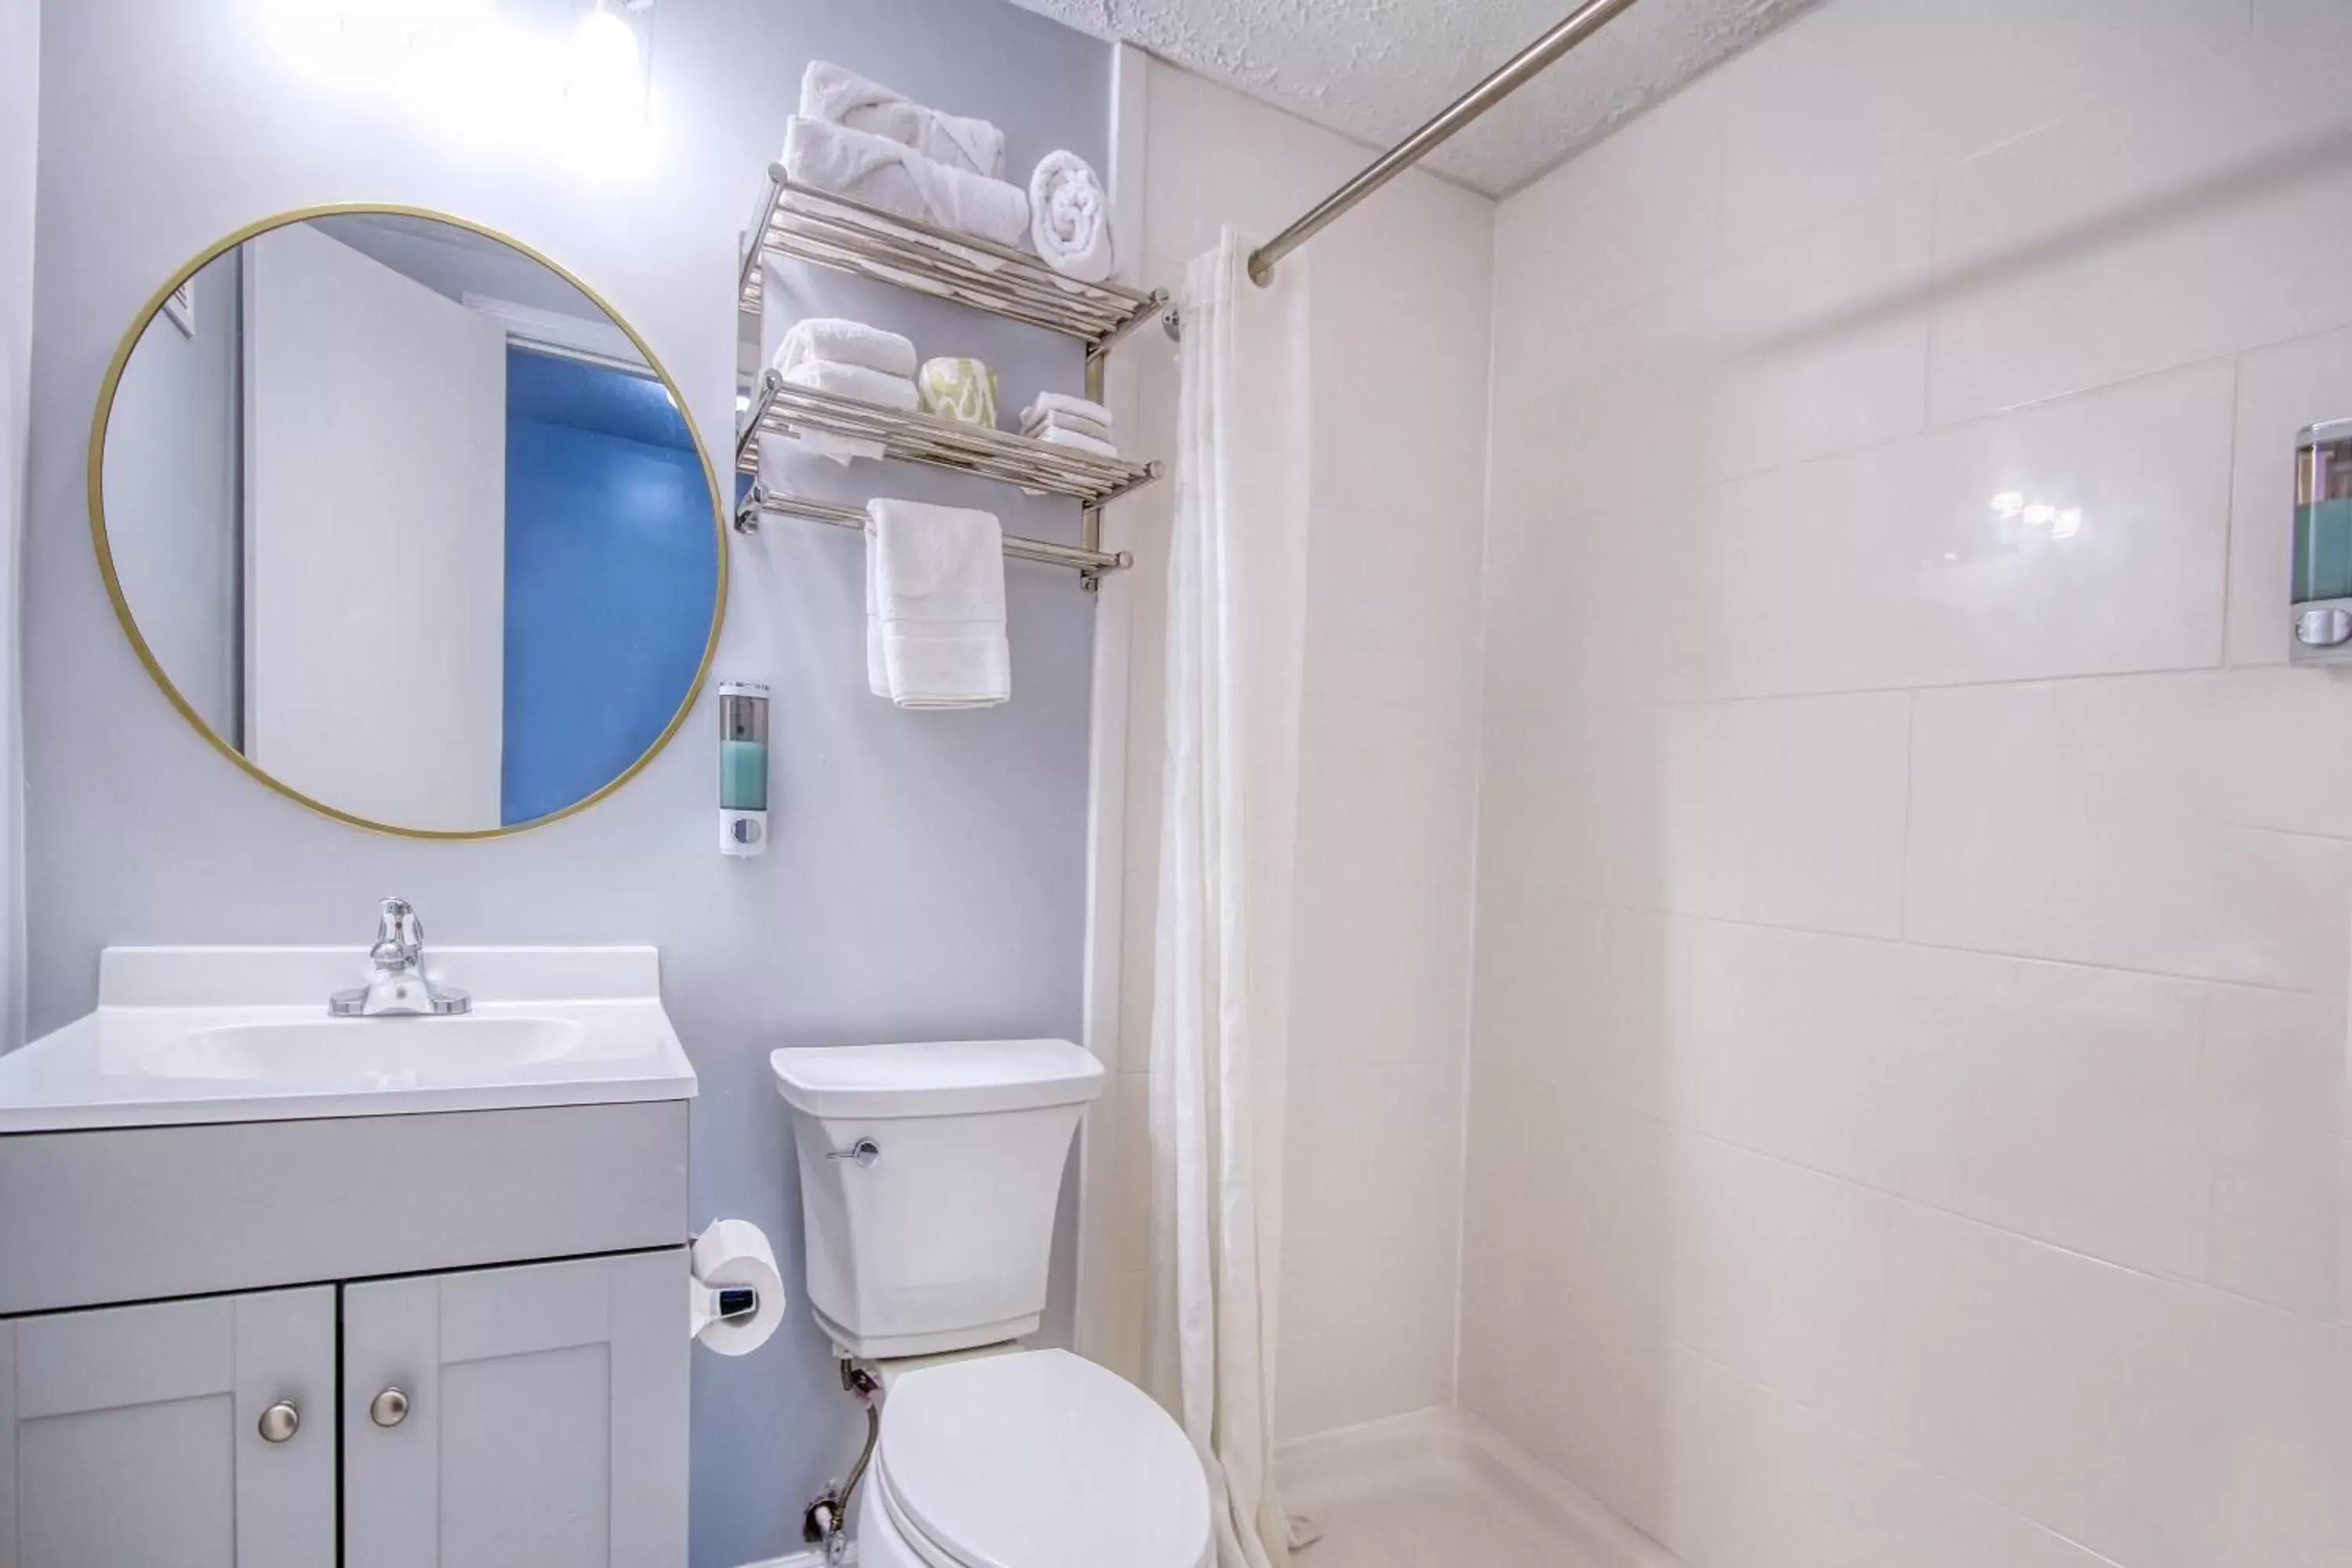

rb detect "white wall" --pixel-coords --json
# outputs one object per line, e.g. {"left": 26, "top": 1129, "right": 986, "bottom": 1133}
{"left": 1469, "top": 2, "right": 2352, "bottom": 1565}
{"left": 243, "top": 222, "right": 506, "bottom": 829}
{"left": 1083, "top": 56, "right": 1495, "bottom": 1444}
{"left": 0, "top": 0, "right": 30, "bottom": 1047}
{"left": 100, "top": 250, "right": 242, "bottom": 742}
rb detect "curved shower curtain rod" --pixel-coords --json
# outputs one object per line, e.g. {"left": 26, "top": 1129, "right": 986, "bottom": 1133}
{"left": 1164, "top": 0, "right": 1645, "bottom": 339}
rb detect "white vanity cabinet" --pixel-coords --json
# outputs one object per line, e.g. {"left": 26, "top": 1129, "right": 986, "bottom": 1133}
{"left": 343, "top": 1250, "right": 689, "bottom": 1568}
{"left": 0, "top": 1286, "right": 337, "bottom": 1568}
{"left": 0, "top": 1100, "right": 693, "bottom": 1567}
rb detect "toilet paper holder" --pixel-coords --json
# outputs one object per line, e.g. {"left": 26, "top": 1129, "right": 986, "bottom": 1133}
{"left": 696, "top": 1283, "right": 761, "bottom": 1323}
{"left": 688, "top": 1218, "right": 786, "bottom": 1354}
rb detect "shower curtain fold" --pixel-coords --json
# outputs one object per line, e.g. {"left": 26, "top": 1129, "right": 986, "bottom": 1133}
{"left": 1144, "top": 229, "right": 1312, "bottom": 1568}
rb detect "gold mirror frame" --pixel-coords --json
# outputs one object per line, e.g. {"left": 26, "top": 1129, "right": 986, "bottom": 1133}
{"left": 86, "top": 203, "right": 729, "bottom": 840}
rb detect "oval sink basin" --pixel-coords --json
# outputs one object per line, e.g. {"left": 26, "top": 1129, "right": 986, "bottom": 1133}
{"left": 144, "top": 1016, "right": 584, "bottom": 1087}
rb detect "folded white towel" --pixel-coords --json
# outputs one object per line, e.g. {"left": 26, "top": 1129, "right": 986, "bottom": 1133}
{"left": 1029, "top": 151, "right": 1112, "bottom": 283}
{"left": 772, "top": 317, "right": 917, "bottom": 380}
{"left": 1022, "top": 409, "right": 1112, "bottom": 444}
{"left": 1021, "top": 390, "right": 1112, "bottom": 431}
{"left": 777, "top": 360, "right": 918, "bottom": 466}
{"left": 784, "top": 117, "right": 1029, "bottom": 249}
{"left": 800, "top": 60, "right": 1005, "bottom": 179}
{"left": 781, "top": 358, "right": 919, "bottom": 410}
{"left": 866, "top": 499, "right": 1010, "bottom": 709}
{"left": 1034, "top": 425, "right": 1118, "bottom": 459}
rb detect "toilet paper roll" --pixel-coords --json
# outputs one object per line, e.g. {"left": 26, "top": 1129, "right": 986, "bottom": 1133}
{"left": 690, "top": 1218, "right": 786, "bottom": 1356}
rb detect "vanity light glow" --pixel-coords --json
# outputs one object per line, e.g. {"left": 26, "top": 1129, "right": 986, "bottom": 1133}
{"left": 251, "top": 0, "right": 658, "bottom": 170}
{"left": 571, "top": 2, "right": 647, "bottom": 125}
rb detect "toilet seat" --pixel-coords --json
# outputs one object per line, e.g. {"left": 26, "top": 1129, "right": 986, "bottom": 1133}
{"left": 869, "top": 1348, "right": 1210, "bottom": 1568}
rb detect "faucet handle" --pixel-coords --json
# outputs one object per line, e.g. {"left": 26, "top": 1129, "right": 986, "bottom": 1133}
{"left": 372, "top": 897, "right": 422, "bottom": 966}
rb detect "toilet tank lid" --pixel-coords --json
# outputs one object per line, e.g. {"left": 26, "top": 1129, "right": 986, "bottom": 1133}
{"left": 769, "top": 1039, "right": 1104, "bottom": 1118}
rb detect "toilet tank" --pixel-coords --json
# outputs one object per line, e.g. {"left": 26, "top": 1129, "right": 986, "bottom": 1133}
{"left": 770, "top": 1039, "right": 1105, "bottom": 1359}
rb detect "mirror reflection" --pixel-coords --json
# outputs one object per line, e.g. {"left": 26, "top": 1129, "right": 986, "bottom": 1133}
{"left": 96, "top": 211, "right": 721, "bottom": 835}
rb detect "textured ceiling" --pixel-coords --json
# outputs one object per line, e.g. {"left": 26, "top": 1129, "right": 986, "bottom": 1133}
{"left": 1014, "top": 0, "right": 1823, "bottom": 195}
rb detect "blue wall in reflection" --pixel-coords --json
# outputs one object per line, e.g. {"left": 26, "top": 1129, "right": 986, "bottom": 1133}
{"left": 502, "top": 347, "right": 715, "bottom": 826}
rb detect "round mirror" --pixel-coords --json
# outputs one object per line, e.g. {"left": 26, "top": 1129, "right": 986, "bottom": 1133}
{"left": 90, "top": 206, "right": 725, "bottom": 837}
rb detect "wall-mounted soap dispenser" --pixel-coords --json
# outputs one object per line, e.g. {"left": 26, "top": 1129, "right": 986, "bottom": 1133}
{"left": 718, "top": 681, "right": 768, "bottom": 857}
{"left": 2292, "top": 420, "right": 2352, "bottom": 662}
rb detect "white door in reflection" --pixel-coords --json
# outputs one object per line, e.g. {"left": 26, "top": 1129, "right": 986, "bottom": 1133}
{"left": 245, "top": 220, "right": 509, "bottom": 829}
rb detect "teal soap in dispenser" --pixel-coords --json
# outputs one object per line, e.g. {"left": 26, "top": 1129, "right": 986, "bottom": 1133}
{"left": 2294, "top": 422, "right": 2352, "bottom": 656}
{"left": 718, "top": 681, "right": 769, "bottom": 857}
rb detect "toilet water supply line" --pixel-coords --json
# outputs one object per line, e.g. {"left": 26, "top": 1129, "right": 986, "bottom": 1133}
{"left": 804, "top": 1360, "right": 883, "bottom": 1566}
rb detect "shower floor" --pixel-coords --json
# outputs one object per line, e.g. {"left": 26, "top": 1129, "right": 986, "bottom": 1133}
{"left": 1277, "top": 1408, "right": 1679, "bottom": 1568}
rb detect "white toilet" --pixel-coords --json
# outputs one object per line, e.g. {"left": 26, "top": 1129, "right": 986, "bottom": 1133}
{"left": 770, "top": 1038, "right": 1212, "bottom": 1568}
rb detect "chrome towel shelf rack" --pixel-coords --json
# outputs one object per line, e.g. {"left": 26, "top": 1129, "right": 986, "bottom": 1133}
{"left": 738, "top": 169, "right": 1168, "bottom": 372}
{"left": 739, "top": 164, "right": 1168, "bottom": 586}
{"left": 735, "top": 371, "right": 1162, "bottom": 509}
{"left": 735, "top": 483, "right": 1132, "bottom": 580}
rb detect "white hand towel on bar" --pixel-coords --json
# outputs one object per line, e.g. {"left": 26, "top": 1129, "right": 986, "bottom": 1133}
{"left": 1020, "top": 390, "right": 1112, "bottom": 431}
{"left": 772, "top": 317, "right": 917, "bottom": 380}
{"left": 866, "top": 499, "right": 1010, "bottom": 709}
{"left": 800, "top": 60, "right": 1006, "bottom": 179}
{"left": 864, "top": 546, "right": 891, "bottom": 697}
{"left": 1029, "top": 151, "right": 1112, "bottom": 282}
{"left": 783, "top": 116, "right": 1029, "bottom": 248}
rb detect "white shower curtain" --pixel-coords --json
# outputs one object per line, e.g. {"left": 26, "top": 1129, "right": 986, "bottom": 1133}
{"left": 1143, "top": 230, "right": 1311, "bottom": 1568}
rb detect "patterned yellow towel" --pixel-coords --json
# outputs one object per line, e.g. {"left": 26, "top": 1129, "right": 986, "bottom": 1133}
{"left": 917, "top": 357, "right": 999, "bottom": 426}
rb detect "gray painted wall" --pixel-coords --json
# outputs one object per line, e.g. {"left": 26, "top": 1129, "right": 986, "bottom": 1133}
{"left": 2, "top": 0, "right": 34, "bottom": 1047}
{"left": 23, "top": 2, "right": 1109, "bottom": 1563}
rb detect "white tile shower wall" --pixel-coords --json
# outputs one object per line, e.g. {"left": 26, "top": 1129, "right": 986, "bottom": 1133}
{"left": 1079, "top": 59, "right": 1494, "bottom": 1443}
{"left": 1468, "top": 0, "right": 2352, "bottom": 1563}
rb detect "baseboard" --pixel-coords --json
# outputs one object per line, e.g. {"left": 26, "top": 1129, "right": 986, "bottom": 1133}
{"left": 1277, "top": 1404, "right": 1680, "bottom": 1568}
{"left": 1275, "top": 1403, "right": 1470, "bottom": 1470}
{"left": 732, "top": 1547, "right": 857, "bottom": 1568}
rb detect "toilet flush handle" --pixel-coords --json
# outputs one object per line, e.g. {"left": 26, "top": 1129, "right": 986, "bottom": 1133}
{"left": 827, "top": 1138, "right": 880, "bottom": 1169}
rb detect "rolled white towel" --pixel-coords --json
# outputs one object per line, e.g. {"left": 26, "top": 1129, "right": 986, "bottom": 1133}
{"left": 772, "top": 317, "right": 916, "bottom": 380}
{"left": 1020, "top": 390, "right": 1112, "bottom": 432}
{"left": 1029, "top": 151, "right": 1112, "bottom": 283}
{"left": 784, "top": 116, "right": 1029, "bottom": 249}
{"left": 800, "top": 61, "right": 1005, "bottom": 179}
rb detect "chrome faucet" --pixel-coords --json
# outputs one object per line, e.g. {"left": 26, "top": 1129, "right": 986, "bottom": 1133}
{"left": 328, "top": 897, "right": 471, "bottom": 1018}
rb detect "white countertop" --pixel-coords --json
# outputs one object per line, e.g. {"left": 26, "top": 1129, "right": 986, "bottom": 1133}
{"left": 0, "top": 946, "right": 697, "bottom": 1133}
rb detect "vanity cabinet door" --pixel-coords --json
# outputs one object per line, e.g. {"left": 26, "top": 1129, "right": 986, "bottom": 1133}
{"left": 342, "top": 1248, "right": 688, "bottom": 1568}
{"left": 0, "top": 1286, "right": 336, "bottom": 1568}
